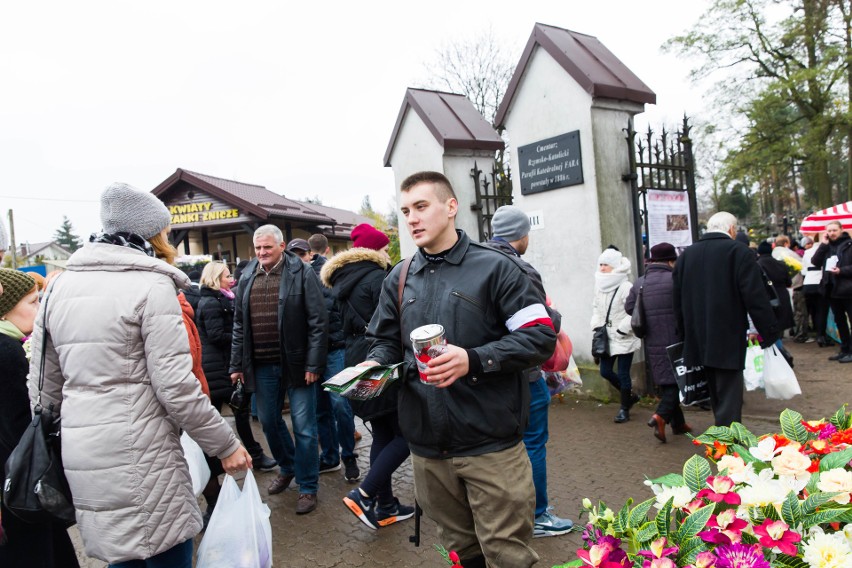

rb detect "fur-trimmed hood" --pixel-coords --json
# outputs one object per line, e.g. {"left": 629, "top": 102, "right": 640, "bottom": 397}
{"left": 320, "top": 247, "right": 389, "bottom": 289}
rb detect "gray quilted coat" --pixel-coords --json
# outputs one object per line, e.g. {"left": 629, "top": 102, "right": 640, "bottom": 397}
{"left": 29, "top": 242, "right": 240, "bottom": 563}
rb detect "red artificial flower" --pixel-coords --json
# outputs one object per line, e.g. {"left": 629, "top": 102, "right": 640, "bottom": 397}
{"left": 807, "top": 459, "right": 820, "bottom": 473}
{"left": 753, "top": 519, "right": 801, "bottom": 556}
{"left": 771, "top": 434, "right": 791, "bottom": 449}
{"left": 802, "top": 420, "right": 827, "bottom": 434}
{"left": 705, "top": 441, "right": 728, "bottom": 460}
{"left": 698, "top": 510, "right": 747, "bottom": 545}
{"left": 448, "top": 551, "right": 460, "bottom": 564}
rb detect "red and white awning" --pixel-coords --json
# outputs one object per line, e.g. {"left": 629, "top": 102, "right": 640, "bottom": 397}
{"left": 800, "top": 201, "right": 852, "bottom": 233}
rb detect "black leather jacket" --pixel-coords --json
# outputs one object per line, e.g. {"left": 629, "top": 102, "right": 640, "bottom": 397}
{"left": 229, "top": 252, "right": 328, "bottom": 391}
{"left": 367, "top": 231, "right": 556, "bottom": 458}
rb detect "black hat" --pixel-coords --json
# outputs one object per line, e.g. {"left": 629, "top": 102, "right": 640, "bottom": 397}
{"left": 286, "top": 238, "right": 310, "bottom": 253}
{"left": 757, "top": 241, "right": 773, "bottom": 255}
{"left": 649, "top": 243, "right": 677, "bottom": 262}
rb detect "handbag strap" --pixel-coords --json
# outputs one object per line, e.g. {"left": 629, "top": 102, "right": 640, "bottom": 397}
{"left": 397, "top": 257, "right": 414, "bottom": 353}
{"left": 36, "top": 274, "right": 63, "bottom": 406}
{"left": 604, "top": 288, "right": 618, "bottom": 326}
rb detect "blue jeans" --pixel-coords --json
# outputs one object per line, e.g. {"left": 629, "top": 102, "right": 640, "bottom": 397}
{"left": 317, "top": 348, "right": 356, "bottom": 464}
{"left": 255, "top": 364, "right": 319, "bottom": 493}
{"left": 108, "top": 539, "right": 192, "bottom": 568}
{"left": 523, "top": 375, "right": 550, "bottom": 517}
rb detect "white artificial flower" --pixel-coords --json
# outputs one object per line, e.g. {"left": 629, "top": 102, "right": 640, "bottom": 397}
{"left": 817, "top": 468, "right": 852, "bottom": 505}
{"left": 772, "top": 445, "right": 813, "bottom": 481}
{"left": 802, "top": 528, "right": 852, "bottom": 568}
{"left": 646, "top": 483, "right": 695, "bottom": 510}
{"left": 738, "top": 468, "right": 789, "bottom": 511}
{"left": 717, "top": 454, "right": 754, "bottom": 484}
{"left": 749, "top": 437, "right": 782, "bottom": 461}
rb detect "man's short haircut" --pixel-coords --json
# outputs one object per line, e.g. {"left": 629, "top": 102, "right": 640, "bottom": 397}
{"left": 308, "top": 234, "right": 328, "bottom": 253}
{"left": 706, "top": 212, "right": 738, "bottom": 234}
{"left": 826, "top": 220, "right": 843, "bottom": 230}
{"left": 254, "top": 224, "right": 284, "bottom": 244}
{"left": 775, "top": 235, "right": 790, "bottom": 247}
{"left": 400, "top": 171, "right": 457, "bottom": 202}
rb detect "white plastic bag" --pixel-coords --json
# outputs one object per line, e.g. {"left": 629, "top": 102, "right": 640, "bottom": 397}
{"left": 180, "top": 432, "right": 210, "bottom": 498}
{"left": 763, "top": 345, "right": 801, "bottom": 400}
{"left": 197, "top": 470, "right": 272, "bottom": 568}
{"left": 743, "top": 341, "right": 764, "bottom": 392}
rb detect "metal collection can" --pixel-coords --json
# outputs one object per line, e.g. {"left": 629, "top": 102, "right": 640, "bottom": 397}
{"left": 410, "top": 324, "right": 447, "bottom": 384}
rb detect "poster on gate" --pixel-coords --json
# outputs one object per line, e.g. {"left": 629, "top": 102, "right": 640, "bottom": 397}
{"left": 647, "top": 189, "right": 693, "bottom": 252}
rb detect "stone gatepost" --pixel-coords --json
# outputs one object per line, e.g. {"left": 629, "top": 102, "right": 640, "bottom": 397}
{"left": 495, "top": 23, "right": 656, "bottom": 399}
{"left": 384, "top": 88, "right": 504, "bottom": 257}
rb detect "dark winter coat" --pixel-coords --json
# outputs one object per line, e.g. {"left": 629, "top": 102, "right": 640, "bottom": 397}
{"left": 321, "top": 247, "right": 392, "bottom": 420}
{"left": 0, "top": 334, "right": 80, "bottom": 568}
{"left": 310, "top": 254, "right": 345, "bottom": 350}
{"left": 183, "top": 284, "right": 201, "bottom": 313}
{"left": 366, "top": 231, "right": 556, "bottom": 459}
{"left": 196, "top": 286, "right": 235, "bottom": 403}
{"left": 811, "top": 232, "right": 852, "bottom": 299}
{"left": 229, "top": 252, "right": 329, "bottom": 392}
{"left": 624, "top": 263, "right": 678, "bottom": 386}
{"left": 320, "top": 248, "right": 389, "bottom": 367}
{"left": 757, "top": 254, "right": 795, "bottom": 330}
{"left": 673, "top": 232, "right": 780, "bottom": 370}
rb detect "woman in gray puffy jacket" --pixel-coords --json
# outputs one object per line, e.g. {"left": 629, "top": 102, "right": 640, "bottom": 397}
{"left": 29, "top": 184, "right": 252, "bottom": 568}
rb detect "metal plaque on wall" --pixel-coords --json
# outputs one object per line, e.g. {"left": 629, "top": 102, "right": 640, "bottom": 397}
{"left": 517, "top": 131, "right": 583, "bottom": 195}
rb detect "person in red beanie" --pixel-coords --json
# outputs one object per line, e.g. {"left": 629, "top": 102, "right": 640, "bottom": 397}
{"left": 351, "top": 224, "right": 390, "bottom": 257}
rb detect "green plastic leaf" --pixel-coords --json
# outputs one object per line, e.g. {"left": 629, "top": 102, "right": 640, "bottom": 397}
{"left": 803, "top": 508, "right": 849, "bottom": 526}
{"left": 829, "top": 405, "right": 848, "bottom": 429}
{"left": 779, "top": 409, "right": 808, "bottom": 444}
{"left": 772, "top": 554, "right": 809, "bottom": 568}
{"left": 656, "top": 497, "right": 673, "bottom": 538}
{"left": 629, "top": 497, "right": 656, "bottom": 528}
{"left": 781, "top": 491, "right": 802, "bottom": 526}
{"left": 819, "top": 448, "right": 852, "bottom": 472}
{"left": 730, "top": 422, "right": 759, "bottom": 447}
{"left": 646, "top": 473, "right": 686, "bottom": 487}
{"left": 675, "top": 503, "right": 714, "bottom": 543}
{"left": 802, "top": 490, "right": 840, "bottom": 515}
{"left": 729, "top": 444, "right": 760, "bottom": 464}
{"left": 683, "top": 455, "right": 712, "bottom": 493}
{"left": 698, "top": 425, "right": 736, "bottom": 443}
{"left": 762, "top": 504, "right": 781, "bottom": 522}
{"left": 740, "top": 532, "right": 759, "bottom": 545}
{"left": 675, "top": 536, "right": 707, "bottom": 566}
{"left": 612, "top": 500, "right": 631, "bottom": 533}
{"left": 805, "top": 472, "right": 821, "bottom": 496}
{"left": 552, "top": 561, "right": 584, "bottom": 568}
{"left": 634, "top": 521, "right": 659, "bottom": 546}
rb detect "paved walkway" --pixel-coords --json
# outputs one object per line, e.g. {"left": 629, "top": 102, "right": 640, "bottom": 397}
{"left": 71, "top": 340, "right": 850, "bottom": 567}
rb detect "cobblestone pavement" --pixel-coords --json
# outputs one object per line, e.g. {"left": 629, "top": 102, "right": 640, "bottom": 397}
{"left": 71, "top": 339, "right": 850, "bottom": 567}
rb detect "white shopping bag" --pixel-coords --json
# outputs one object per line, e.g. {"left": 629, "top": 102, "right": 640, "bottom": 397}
{"left": 197, "top": 470, "right": 273, "bottom": 568}
{"left": 743, "top": 341, "right": 764, "bottom": 391}
{"left": 180, "top": 432, "right": 211, "bottom": 498}
{"left": 763, "top": 345, "right": 801, "bottom": 400}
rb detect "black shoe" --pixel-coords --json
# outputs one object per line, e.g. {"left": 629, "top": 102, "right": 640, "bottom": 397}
{"left": 319, "top": 460, "right": 342, "bottom": 474}
{"left": 343, "top": 456, "right": 360, "bottom": 483}
{"left": 614, "top": 408, "right": 629, "bottom": 423}
{"left": 252, "top": 454, "right": 278, "bottom": 473}
{"left": 838, "top": 354, "right": 852, "bottom": 364}
{"left": 829, "top": 352, "right": 845, "bottom": 361}
{"left": 817, "top": 337, "right": 830, "bottom": 347}
{"left": 628, "top": 393, "right": 640, "bottom": 408}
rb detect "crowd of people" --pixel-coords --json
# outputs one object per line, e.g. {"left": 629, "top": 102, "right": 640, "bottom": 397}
{"left": 0, "top": 177, "right": 850, "bottom": 567}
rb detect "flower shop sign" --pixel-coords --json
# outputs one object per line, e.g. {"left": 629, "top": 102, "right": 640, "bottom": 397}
{"left": 517, "top": 131, "right": 583, "bottom": 195}
{"left": 562, "top": 406, "right": 852, "bottom": 568}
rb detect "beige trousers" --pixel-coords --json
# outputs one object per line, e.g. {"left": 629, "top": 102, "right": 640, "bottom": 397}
{"left": 412, "top": 442, "right": 538, "bottom": 568}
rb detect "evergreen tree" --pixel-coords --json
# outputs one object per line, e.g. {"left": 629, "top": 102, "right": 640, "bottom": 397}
{"left": 54, "top": 215, "right": 82, "bottom": 252}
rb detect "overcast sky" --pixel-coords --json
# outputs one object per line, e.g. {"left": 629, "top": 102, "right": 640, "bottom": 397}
{"left": 1, "top": 0, "right": 710, "bottom": 244}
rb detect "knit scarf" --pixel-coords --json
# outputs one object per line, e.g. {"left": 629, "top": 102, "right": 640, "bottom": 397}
{"left": 595, "top": 270, "right": 628, "bottom": 293}
{"left": 0, "top": 319, "right": 25, "bottom": 340}
{"left": 90, "top": 231, "right": 154, "bottom": 257}
{"left": 221, "top": 288, "right": 235, "bottom": 300}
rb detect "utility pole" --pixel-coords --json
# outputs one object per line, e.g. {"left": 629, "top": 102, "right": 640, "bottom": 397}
{"left": 8, "top": 209, "right": 18, "bottom": 269}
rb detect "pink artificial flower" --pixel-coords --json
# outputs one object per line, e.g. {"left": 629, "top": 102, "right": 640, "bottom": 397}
{"left": 577, "top": 536, "right": 630, "bottom": 568}
{"left": 752, "top": 519, "right": 801, "bottom": 556}
{"left": 713, "top": 543, "right": 770, "bottom": 568}
{"left": 637, "top": 537, "right": 679, "bottom": 561}
{"left": 696, "top": 476, "right": 741, "bottom": 505}
{"left": 692, "top": 551, "right": 718, "bottom": 568}
{"left": 698, "top": 510, "right": 748, "bottom": 545}
{"left": 644, "top": 559, "right": 677, "bottom": 568}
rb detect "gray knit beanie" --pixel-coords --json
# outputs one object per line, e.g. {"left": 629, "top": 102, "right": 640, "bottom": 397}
{"left": 491, "top": 206, "right": 530, "bottom": 241}
{"left": 100, "top": 183, "right": 172, "bottom": 239}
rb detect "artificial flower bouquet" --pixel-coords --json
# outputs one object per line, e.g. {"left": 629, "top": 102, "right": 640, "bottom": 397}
{"left": 563, "top": 406, "right": 852, "bottom": 567}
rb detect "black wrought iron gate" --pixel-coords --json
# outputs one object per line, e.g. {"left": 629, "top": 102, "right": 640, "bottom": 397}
{"left": 623, "top": 116, "right": 699, "bottom": 277}
{"left": 470, "top": 162, "right": 513, "bottom": 242}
